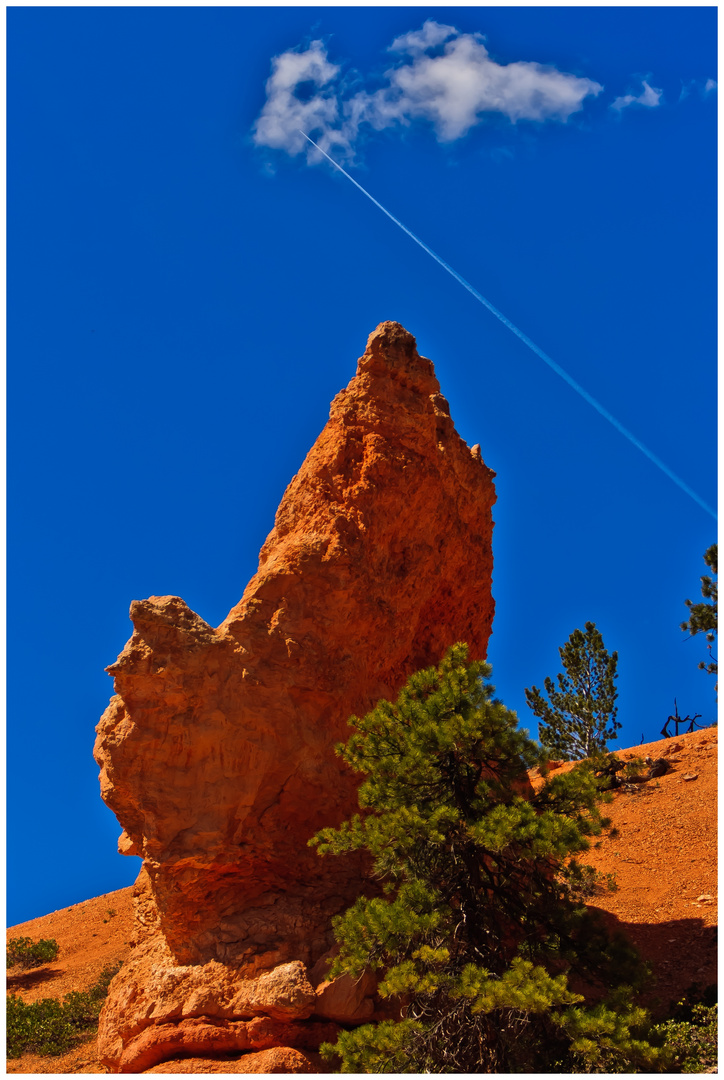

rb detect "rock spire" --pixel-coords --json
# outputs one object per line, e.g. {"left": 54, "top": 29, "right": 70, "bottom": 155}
{"left": 94, "top": 321, "right": 496, "bottom": 1071}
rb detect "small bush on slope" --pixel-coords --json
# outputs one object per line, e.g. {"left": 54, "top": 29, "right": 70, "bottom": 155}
{"left": 7, "top": 937, "right": 59, "bottom": 969}
{"left": 655, "top": 1003, "right": 717, "bottom": 1073}
{"left": 311, "top": 643, "right": 662, "bottom": 1073}
{"left": 7, "top": 963, "right": 120, "bottom": 1058}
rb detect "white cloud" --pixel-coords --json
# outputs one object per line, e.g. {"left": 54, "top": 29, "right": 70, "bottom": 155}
{"left": 704, "top": 78, "right": 718, "bottom": 95}
{"left": 252, "top": 22, "right": 603, "bottom": 162}
{"left": 367, "top": 30, "right": 602, "bottom": 141}
{"left": 611, "top": 78, "right": 663, "bottom": 112}
{"left": 389, "top": 20, "right": 457, "bottom": 57}
{"left": 252, "top": 39, "right": 355, "bottom": 160}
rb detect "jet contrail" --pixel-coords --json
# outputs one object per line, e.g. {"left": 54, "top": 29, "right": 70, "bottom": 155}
{"left": 299, "top": 130, "right": 716, "bottom": 522}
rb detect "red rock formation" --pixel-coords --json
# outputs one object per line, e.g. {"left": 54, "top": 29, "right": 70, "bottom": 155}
{"left": 94, "top": 321, "right": 497, "bottom": 1071}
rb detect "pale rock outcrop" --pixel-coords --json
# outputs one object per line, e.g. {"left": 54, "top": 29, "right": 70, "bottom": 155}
{"left": 314, "top": 972, "right": 378, "bottom": 1025}
{"left": 94, "top": 321, "right": 497, "bottom": 1071}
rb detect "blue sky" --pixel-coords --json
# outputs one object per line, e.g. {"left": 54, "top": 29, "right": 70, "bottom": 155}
{"left": 8, "top": 6, "right": 717, "bottom": 924}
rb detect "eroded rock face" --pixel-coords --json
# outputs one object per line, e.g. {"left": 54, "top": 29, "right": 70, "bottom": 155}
{"left": 94, "top": 321, "right": 497, "bottom": 1071}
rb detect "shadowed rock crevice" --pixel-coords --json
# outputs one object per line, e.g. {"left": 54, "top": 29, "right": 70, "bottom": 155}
{"left": 93, "top": 321, "right": 497, "bottom": 1071}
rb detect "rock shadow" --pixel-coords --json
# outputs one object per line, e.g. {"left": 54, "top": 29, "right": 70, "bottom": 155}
{"left": 588, "top": 905, "right": 717, "bottom": 1017}
{"left": 7, "top": 966, "right": 64, "bottom": 992}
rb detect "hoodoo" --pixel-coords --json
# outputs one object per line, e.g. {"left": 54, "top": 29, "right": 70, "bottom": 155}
{"left": 94, "top": 321, "right": 497, "bottom": 1071}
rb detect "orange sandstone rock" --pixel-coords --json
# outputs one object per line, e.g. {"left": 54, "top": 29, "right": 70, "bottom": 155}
{"left": 144, "top": 1048, "right": 325, "bottom": 1073}
{"left": 117, "top": 1016, "right": 340, "bottom": 1074}
{"left": 94, "top": 322, "right": 497, "bottom": 1071}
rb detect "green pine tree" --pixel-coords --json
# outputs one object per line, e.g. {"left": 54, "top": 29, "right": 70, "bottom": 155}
{"left": 525, "top": 622, "right": 620, "bottom": 761}
{"left": 310, "top": 644, "right": 660, "bottom": 1073}
{"left": 681, "top": 544, "right": 717, "bottom": 676}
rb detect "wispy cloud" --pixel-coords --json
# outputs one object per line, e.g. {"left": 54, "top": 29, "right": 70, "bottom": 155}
{"left": 253, "top": 21, "right": 603, "bottom": 162}
{"left": 679, "top": 77, "right": 718, "bottom": 102}
{"left": 611, "top": 78, "right": 663, "bottom": 112}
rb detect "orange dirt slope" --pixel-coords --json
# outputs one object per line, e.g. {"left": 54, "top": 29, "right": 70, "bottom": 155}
{"left": 532, "top": 728, "right": 717, "bottom": 1015}
{"left": 7, "top": 886, "right": 134, "bottom": 1074}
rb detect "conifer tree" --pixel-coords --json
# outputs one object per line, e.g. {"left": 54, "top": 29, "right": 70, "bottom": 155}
{"left": 525, "top": 622, "right": 619, "bottom": 761}
{"left": 681, "top": 543, "right": 717, "bottom": 676}
{"left": 311, "top": 644, "right": 660, "bottom": 1073}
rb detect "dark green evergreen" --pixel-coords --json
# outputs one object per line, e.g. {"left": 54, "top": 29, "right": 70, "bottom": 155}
{"left": 681, "top": 544, "right": 717, "bottom": 676}
{"left": 525, "top": 622, "right": 620, "bottom": 761}
{"left": 310, "top": 644, "right": 660, "bottom": 1073}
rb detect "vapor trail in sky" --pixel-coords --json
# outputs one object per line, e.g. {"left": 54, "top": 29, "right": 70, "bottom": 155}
{"left": 299, "top": 130, "right": 716, "bottom": 521}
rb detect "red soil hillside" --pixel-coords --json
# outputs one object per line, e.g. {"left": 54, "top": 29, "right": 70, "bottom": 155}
{"left": 542, "top": 728, "right": 717, "bottom": 1017}
{"left": 7, "top": 886, "right": 134, "bottom": 1074}
{"left": 6, "top": 728, "right": 717, "bottom": 1074}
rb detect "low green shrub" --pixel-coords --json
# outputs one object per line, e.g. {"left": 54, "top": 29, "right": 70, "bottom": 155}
{"left": 7, "top": 963, "right": 120, "bottom": 1058}
{"left": 563, "top": 861, "right": 618, "bottom": 900}
{"left": 622, "top": 756, "right": 646, "bottom": 781}
{"left": 7, "top": 937, "right": 60, "bottom": 969}
{"left": 655, "top": 1003, "right": 717, "bottom": 1073}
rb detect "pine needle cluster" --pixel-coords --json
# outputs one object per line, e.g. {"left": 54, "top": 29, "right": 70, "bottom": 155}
{"left": 681, "top": 543, "right": 718, "bottom": 676}
{"left": 311, "top": 644, "right": 661, "bottom": 1073}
